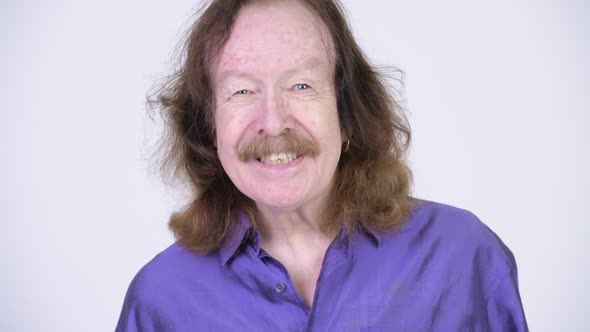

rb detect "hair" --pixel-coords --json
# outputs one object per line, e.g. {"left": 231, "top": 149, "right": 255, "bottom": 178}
{"left": 151, "top": 0, "right": 413, "bottom": 253}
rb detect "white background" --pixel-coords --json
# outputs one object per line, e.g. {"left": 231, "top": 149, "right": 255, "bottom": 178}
{"left": 1, "top": 0, "right": 588, "bottom": 331}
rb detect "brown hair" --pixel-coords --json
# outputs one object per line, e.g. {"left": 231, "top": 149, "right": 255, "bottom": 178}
{"left": 151, "top": 0, "right": 412, "bottom": 253}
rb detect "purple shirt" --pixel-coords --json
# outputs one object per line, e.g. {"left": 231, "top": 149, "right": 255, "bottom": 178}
{"left": 116, "top": 200, "right": 528, "bottom": 331}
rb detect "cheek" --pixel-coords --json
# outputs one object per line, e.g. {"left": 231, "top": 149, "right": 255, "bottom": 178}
{"left": 317, "top": 110, "right": 343, "bottom": 144}
{"left": 294, "top": 97, "right": 340, "bottom": 136}
{"left": 215, "top": 112, "right": 249, "bottom": 158}
{"left": 214, "top": 116, "right": 232, "bottom": 159}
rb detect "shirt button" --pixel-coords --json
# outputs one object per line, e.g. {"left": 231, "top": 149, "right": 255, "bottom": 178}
{"left": 275, "top": 282, "right": 286, "bottom": 293}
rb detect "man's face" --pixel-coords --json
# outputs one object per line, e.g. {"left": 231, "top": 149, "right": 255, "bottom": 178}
{"left": 213, "top": 2, "right": 343, "bottom": 214}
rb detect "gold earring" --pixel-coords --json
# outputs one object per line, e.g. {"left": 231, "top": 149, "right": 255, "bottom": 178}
{"left": 342, "top": 139, "right": 350, "bottom": 152}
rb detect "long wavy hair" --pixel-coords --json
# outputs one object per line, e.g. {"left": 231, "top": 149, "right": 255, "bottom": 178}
{"left": 151, "top": 0, "right": 413, "bottom": 253}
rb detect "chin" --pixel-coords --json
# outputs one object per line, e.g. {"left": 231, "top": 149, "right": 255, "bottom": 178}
{"left": 249, "top": 190, "right": 308, "bottom": 212}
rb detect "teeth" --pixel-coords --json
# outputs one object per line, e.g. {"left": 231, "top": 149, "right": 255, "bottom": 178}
{"left": 260, "top": 152, "right": 298, "bottom": 165}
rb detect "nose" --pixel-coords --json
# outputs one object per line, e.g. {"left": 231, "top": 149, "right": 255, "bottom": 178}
{"left": 256, "top": 91, "right": 291, "bottom": 136}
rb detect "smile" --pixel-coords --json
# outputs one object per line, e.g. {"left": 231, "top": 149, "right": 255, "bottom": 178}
{"left": 257, "top": 152, "right": 299, "bottom": 165}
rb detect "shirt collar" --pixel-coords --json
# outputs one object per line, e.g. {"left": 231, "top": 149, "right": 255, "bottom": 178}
{"left": 364, "top": 227, "right": 383, "bottom": 246}
{"left": 342, "top": 224, "right": 383, "bottom": 247}
{"left": 219, "top": 213, "right": 383, "bottom": 265}
{"left": 219, "top": 211, "right": 254, "bottom": 266}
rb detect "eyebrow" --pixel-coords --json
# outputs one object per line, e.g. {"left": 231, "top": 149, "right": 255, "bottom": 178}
{"left": 217, "top": 57, "right": 326, "bottom": 85}
{"left": 280, "top": 57, "right": 324, "bottom": 80}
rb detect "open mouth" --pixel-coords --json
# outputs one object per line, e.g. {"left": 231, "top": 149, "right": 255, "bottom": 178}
{"left": 256, "top": 152, "right": 300, "bottom": 165}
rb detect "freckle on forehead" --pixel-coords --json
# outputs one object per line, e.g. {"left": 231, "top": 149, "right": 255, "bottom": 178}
{"left": 217, "top": 2, "right": 333, "bottom": 72}
{"left": 220, "top": 46, "right": 256, "bottom": 67}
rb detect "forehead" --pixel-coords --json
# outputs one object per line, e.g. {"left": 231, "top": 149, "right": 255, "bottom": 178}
{"left": 214, "top": 1, "right": 334, "bottom": 79}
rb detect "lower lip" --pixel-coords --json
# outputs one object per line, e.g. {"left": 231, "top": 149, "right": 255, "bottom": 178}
{"left": 255, "top": 155, "right": 304, "bottom": 170}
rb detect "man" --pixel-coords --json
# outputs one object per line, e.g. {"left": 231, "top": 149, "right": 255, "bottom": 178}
{"left": 117, "top": 0, "right": 528, "bottom": 330}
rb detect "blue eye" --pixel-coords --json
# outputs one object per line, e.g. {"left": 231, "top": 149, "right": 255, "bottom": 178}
{"left": 234, "top": 89, "right": 251, "bottom": 95}
{"left": 294, "top": 83, "right": 310, "bottom": 90}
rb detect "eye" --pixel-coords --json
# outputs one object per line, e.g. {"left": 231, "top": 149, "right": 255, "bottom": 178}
{"left": 293, "top": 83, "right": 311, "bottom": 91}
{"left": 234, "top": 89, "right": 251, "bottom": 95}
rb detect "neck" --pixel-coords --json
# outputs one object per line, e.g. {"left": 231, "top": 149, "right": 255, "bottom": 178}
{"left": 254, "top": 198, "right": 338, "bottom": 310}
{"left": 257, "top": 208, "right": 324, "bottom": 246}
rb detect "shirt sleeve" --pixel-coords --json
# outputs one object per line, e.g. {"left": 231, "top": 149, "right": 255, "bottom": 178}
{"left": 115, "top": 275, "right": 175, "bottom": 332}
{"left": 485, "top": 267, "right": 529, "bottom": 332}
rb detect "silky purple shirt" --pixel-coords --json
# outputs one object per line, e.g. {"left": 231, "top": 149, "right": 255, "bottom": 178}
{"left": 116, "top": 200, "right": 528, "bottom": 331}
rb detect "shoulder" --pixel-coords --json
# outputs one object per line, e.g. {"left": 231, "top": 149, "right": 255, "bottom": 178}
{"left": 117, "top": 243, "right": 223, "bottom": 330}
{"left": 407, "top": 200, "right": 512, "bottom": 253}
{"left": 389, "top": 199, "right": 517, "bottom": 277}
{"left": 407, "top": 199, "right": 488, "bottom": 234}
{"left": 123, "top": 243, "right": 221, "bottom": 308}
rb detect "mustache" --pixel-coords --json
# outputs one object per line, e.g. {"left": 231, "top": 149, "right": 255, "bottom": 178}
{"left": 238, "top": 131, "right": 320, "bottom": 162}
